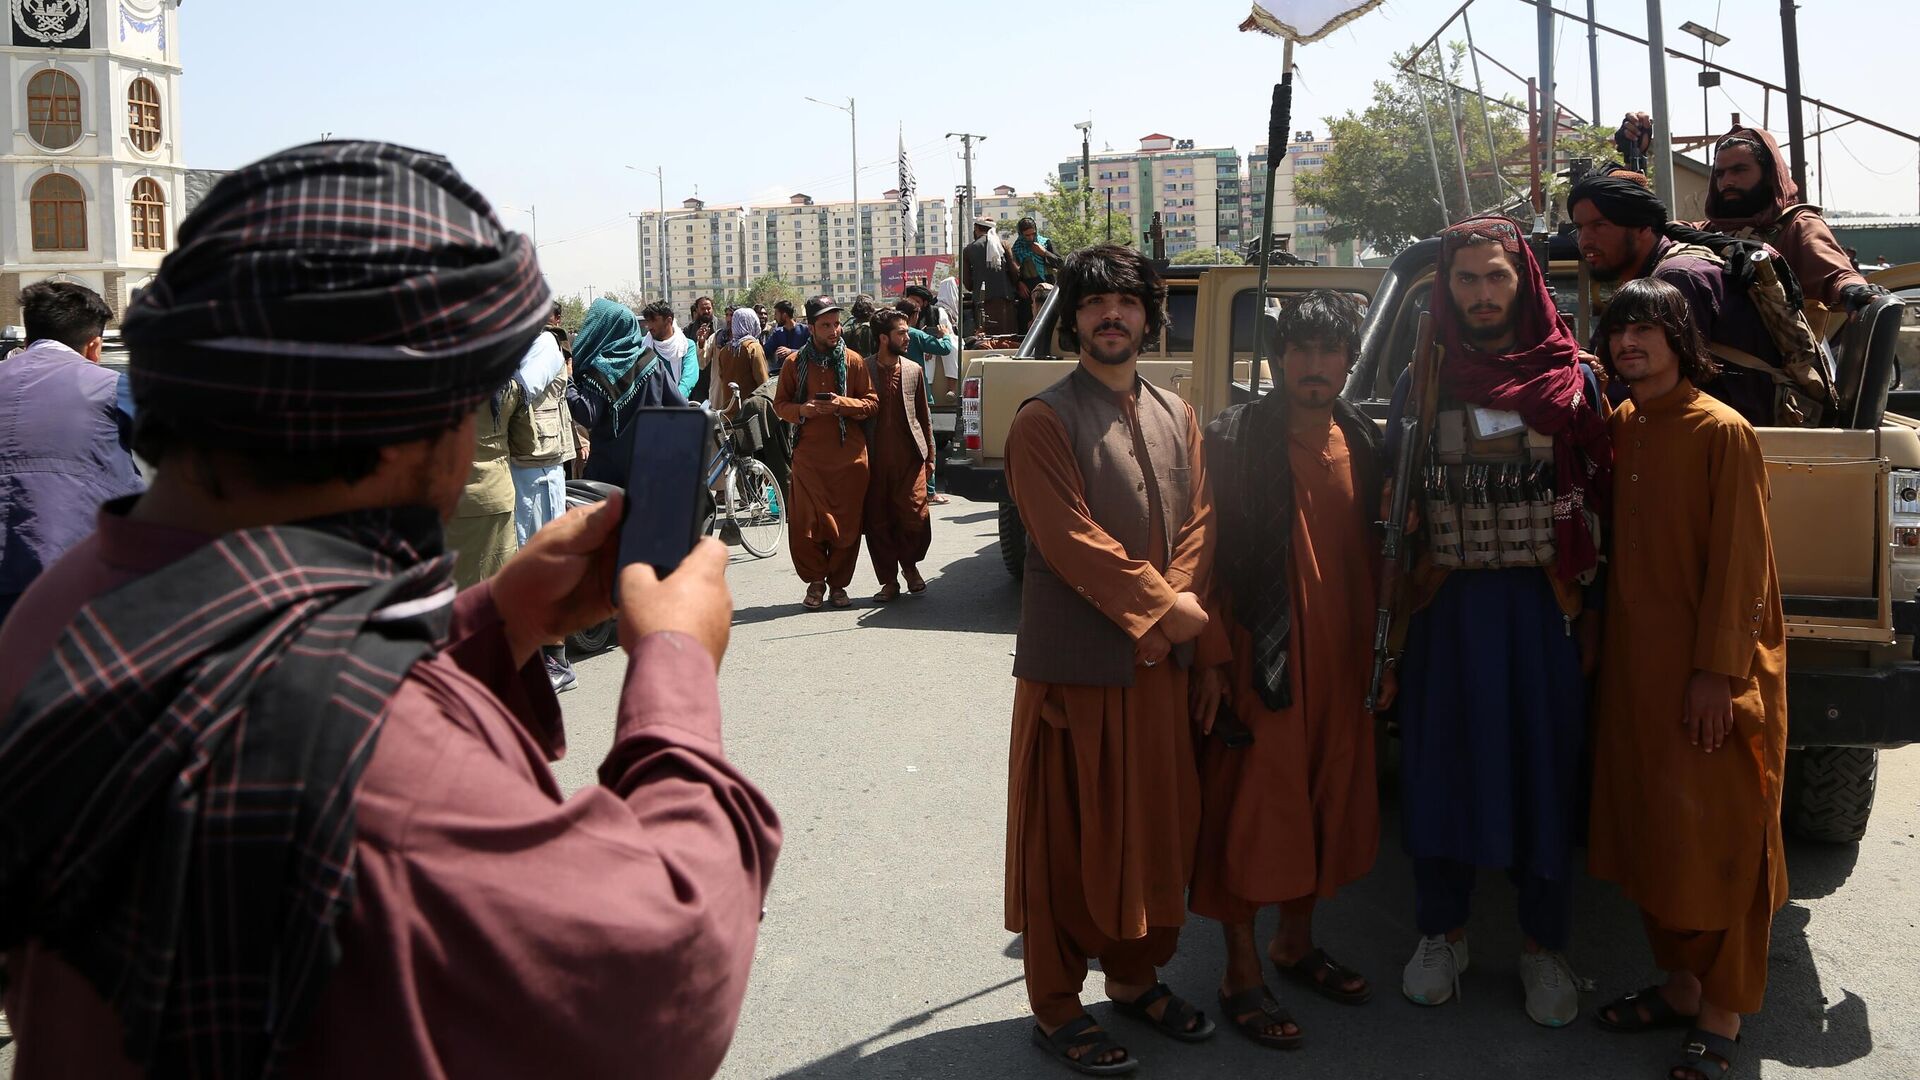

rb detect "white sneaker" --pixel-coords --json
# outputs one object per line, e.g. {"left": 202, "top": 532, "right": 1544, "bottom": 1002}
{"left": 1519, "top": 950, "right": 1580, "bottom": 1027}
{"left": 1402, "top": 934, "right": 1469, "bottom": 1006}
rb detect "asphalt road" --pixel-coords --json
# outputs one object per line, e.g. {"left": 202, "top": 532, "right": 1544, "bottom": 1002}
{"left": 6, "top": 495, "right": 1916, "bottom": 1078}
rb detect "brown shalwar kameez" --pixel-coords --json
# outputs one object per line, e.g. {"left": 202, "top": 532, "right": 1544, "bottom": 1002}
{"left": 772, "top": 353, "right": 879, "bottom": 588}
{"left": 1589, "top": 380, "right": 1788, "bottom": 1014}
{"left": 1003, "top": 394, "right": 1215, "bottom": 1030}
{"left": 863, "top": 357, "right": 933, "bottom": 587}
{"left": 1191, "top": 422, "right": 1379, "bottom": 921}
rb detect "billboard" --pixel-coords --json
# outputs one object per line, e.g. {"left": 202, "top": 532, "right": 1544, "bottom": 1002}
{"left": 880, "top": 255, "right": 954, "bottom": 297}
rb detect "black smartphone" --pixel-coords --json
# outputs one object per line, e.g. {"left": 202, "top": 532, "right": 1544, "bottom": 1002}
{"left": 813, "top": 392, "right": 835, "bottom": 402}
{"left": 1213, "top": 704, "right": 1254, "bottom": 749}
{"left": 614, "top": 406, "right": 717, "bottom": 594}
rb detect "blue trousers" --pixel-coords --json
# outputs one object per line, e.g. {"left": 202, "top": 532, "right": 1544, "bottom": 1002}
{"left": 1414, "top": 857, "right": 1572, "bottom": 951}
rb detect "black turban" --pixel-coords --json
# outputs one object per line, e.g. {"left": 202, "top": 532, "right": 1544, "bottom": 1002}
{"left": 1567, "top": 174, "right": 1670, "bottom": 229}
{"left": 122, "top": 140, "right": 551, "bottom": 452}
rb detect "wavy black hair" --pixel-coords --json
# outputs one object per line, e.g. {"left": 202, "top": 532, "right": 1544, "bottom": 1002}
{"left": 1055, "top": 244, "right": 1167, "bottom": 352}
{"left": 1271, "top": 289, "right": 1362, "bottom": 361}
{"left": 1594, "top": 277, "right": 1720, "bottom": 384}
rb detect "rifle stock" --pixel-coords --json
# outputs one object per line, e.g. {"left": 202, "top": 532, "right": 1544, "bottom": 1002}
{"left": 1366, "top": 311, "right": 1440, "bottom": 711}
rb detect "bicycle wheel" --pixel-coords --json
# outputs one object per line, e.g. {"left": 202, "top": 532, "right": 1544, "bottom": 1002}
{"left": 728, "top": 456, "right": 785, "bottom": 558}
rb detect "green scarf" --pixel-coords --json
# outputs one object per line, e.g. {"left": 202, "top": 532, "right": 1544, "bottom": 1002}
{"left": 795, "top": 337, "right": 850, "bottom": 442}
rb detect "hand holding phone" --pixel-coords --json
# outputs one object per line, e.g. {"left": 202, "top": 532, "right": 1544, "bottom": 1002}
{"left": 615, "top": 406, "right": 718, "bottom": 593}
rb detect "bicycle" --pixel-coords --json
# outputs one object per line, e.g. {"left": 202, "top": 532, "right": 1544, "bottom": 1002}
{"left": 705, "top": 383, "right": 785, "bottom": 559}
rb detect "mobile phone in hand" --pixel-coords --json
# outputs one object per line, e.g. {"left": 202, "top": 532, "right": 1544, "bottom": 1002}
{"left": 614, "top": 406, "right": 717, "bottom": 595}
{"left": 1213, "top": 705, "right": 1254, "bottom": 749}
{"left": 813, "top": 392, "right": 835, "bottom": 402}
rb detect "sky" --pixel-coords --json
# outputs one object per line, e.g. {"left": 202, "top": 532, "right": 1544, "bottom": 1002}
{"left": 179, "top": 0, "right": 1919, "bottom": 300}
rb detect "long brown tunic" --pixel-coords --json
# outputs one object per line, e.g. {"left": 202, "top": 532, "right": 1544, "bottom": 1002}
{"left": 1191, "top": 421, "right": 1379, "bottom": 920}
{"left": 863, "top": 357, "right": 933, "bottom": 577}
{"left": 1002, "top": 391, "right": 1215, "bottom": 1026}
{"left": 772, "top": 353, "right": 879, "bottom": 583}
{"left": 1589, "top": 381, "right": 1788, "bottom": 1000}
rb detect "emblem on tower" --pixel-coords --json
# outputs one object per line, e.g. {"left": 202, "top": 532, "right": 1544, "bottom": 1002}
{"left": 11, "top": 0, "right": 91, "bottom": 46}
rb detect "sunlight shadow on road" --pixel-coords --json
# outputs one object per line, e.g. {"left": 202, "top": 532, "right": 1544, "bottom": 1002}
{"left": 773, "top": 978, "right": 1029, "bottom": 1080}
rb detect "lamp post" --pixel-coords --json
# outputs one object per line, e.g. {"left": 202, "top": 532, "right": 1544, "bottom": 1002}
{"left": 1075, "top": 120, "right": 1092, "bottom": 223}
{"left": 626, "top": 165, "right": 667, "bottom": 299}
{"left": 1680, "top": 21, "right": 1731, "bottom": 157}
{"left": 499, "top": 203, "right": 536, "bottom": 247}
{"left": 806, "top": 95, "right": 859, "bottom": 297}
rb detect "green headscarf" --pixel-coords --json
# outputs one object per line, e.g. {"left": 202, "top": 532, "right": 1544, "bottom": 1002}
{"left": 571, "top": 298, "right": 660, "bottom": 437}
{"left": 794, "top": 336, "right": 850, "bottom": 442}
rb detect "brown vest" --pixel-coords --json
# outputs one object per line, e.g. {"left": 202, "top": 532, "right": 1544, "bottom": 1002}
{"left": 1013, "top": 366, "right": 1193, "bottom": 687}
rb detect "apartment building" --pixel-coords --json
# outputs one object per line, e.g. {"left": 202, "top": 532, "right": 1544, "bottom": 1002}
{"left": 972, "top": 184, "right": 1045, "bottom": 230}
{"left": 1243, "top": 131, "right": 1355, "bottom": 266}
{"left": 1058, "top": 134, "right": 1242, "bottom": 257}
{"left": 637, "top": 194, "right": 948, "bottom": 312}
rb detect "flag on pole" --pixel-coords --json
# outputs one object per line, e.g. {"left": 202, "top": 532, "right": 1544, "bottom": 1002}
{"left": 898, "top": 126, "right": 917, "bottom": 252}
{"left": 1238, "top": 0, "right": 1382, "bottom": 43}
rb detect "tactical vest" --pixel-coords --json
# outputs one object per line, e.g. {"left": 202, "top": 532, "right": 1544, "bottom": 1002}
{"left": 1420, "top": 394, "right": 1557, "bottom": 570}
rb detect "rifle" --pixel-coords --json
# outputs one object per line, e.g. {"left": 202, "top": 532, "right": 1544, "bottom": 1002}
{"left": 1367, "top": 311, "right": 1441, "bottom": 711}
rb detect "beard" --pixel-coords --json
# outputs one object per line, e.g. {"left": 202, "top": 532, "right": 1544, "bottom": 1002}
{"left": 1456, "top": 305, "right": 1516, "bottom": 344}
{"left": 1711, "top": 182, "right": 1774, "bottom": 219}
{"left": 1288, "top": 379, "right": 1335, "bottom": 409}
{"left": 1085, "top": 322, "right": 1142, "bottom": 366}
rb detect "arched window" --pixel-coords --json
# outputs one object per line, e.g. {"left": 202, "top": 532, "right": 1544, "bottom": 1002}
{"left": 128, "top": 78, "right": 162, "bottom": 152}
{"left": 27, "top": 70, "right": 83, "bottom": 150}
{"left": 31, "top": 174, "right": 88, "bottom": 251}
{"left": 131, "top": 178, "right": 167, "bottom": 251}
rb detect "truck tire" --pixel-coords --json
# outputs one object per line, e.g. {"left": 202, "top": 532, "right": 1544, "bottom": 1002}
{"left": 998, "top": 501, "right": 1027, "bottom": 581}
{"left": 1783, "top": 746, "right": 1878, "bottom": 844}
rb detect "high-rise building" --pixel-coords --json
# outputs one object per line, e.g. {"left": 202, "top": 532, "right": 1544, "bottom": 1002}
{"left": 972, "top": 185, "right": 1045, "bottom": 231}
{"left": 1059, "top": 134, "right": 1241, "bottom": 257}
{"left": 636, "top": 194, "right": 948, "bottom": 311}
{"left": 3, "top": 0, "right": 186, "bottom": 323}
{"left": 1242, "top": 131, "right": 1355, "bottom": 266}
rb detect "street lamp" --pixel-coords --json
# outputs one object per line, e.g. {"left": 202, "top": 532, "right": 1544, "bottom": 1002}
{"left": 627, "top": 165, "right": 667, "bottom": 299}
{"left": 805, "top": 95, "right": 860, "bottom": 298}
{"left": 499, "top": 203, "right": 536, "bottom": 247}
{"left": 1679, "top": 20, "right": 1730, "bottom": 153}
{"left": 1075, "top": 120, "right": 1092, "bottom": 223}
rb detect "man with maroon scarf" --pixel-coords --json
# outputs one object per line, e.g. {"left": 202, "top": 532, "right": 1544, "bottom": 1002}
{"left": 1388, "top": 215, "right": 1613, "bottom": 1028}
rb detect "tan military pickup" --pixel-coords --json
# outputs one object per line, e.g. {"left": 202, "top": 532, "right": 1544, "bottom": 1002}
{"left": 941, "top": 246, "right": 1915, "bottom": 844}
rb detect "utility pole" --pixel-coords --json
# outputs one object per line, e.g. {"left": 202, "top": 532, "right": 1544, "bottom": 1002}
{"left": 1646, "top": 0, "right": 1676, "bottom": 211}
{"left": 807, "top": 96, "right": 860, "bottom": 296}
{"left": 1780, "top": 0, "right": 1809, "bottom": 195}
{"left": 1076, "top": 120, "right": 1093, "bottom": 223}
{"left": 948, "top": 132, "right": 986, "bottom": 331}
{"left": 627, "top": 165, "right": 667, "bottom": 299}
{"left": 1587, "top": 0, "right": 1601, "bottom": 124}
{"left": 1106, "top": 189, "right": 1113, "bottom": 242}
{"left": 1536, "top": 0, "right": 1556, "bottom": 228}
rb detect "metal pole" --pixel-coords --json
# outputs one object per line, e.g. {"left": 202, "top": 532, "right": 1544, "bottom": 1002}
{"left": 1463, "top": 13, "right": 1511, "bottom": 201}
{"left": 1587, "top": 0, "right": 1601, "bottom": 124}
{"left": 660, "top": 170, "right": 670, "bottom": 302}
{"left": 1251, "top": 39, "right": 1294, "bottom": 398}
{"left": 1106, "top": 189, "right": 1113, "bottom": 242}
{"left": 850, "top": 98, "right": 861, "bottom": 298}
{"left": 1529, "top": 79, "right": 1544, "bottom": 216}
{"left": 1411, "top": 48, "right": 1452, "bottom": 227}
{"left": 1536, "top": 0, "right": 1556, "bottom": 225}
{"left": 1780, "top": 0, "right": 1808, "bottom": 195}
{"left": 1082, "top": 124, "right": 1092, "bottom": 223}
{"left": 1702, "top": 40, "right": 1711, "bottom": 158}
{"left": 1647, "top": 0, "right": 1677, "bottom": 211}
{"left": 1435, "top": 46, "right": 1474, "bottom": 215}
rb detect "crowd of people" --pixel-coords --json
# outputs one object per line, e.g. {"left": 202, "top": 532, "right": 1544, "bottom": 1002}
{"left": 0, "top": 124, "right": 1894, "bottom": 1080}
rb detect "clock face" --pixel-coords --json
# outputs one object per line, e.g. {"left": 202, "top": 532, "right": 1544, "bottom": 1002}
{"left": 12, "top": 0, "right": 91, "bottom": 47}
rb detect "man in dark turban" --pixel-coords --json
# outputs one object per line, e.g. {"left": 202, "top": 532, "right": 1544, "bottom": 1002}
{"left": 0, "top": 141, "right": 780, "bottom": 1080}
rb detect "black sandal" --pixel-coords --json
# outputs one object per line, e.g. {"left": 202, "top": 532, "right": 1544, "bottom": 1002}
{"left": 1219, "top": 985, "right": 1304, "bottom": 1050}
{"left": 1669, "top": 1028, "right": 1740, "bottom": 1079}
{"left": 1030, "top": 1015, "right": 1137, "bottom": 1076}
{"left": 1274, "top": 947, "right": 1372, "bottom": 1005}
{"left": 1110, "top": 982, "right": 1217, "bottom": 1043}
{"left": 1597, "top": 984, "right": 1695, "bottom": 1033}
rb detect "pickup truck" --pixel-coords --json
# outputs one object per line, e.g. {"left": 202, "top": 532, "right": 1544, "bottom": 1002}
{"left": 946, "top": 246, "right": 1916, "bottom": 844}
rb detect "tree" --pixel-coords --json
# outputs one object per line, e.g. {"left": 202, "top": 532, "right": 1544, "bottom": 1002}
{"left": 554, "top": 294, "right": 588, "bottom": 335}
{"left": 1171, "top": 246, "right": 1244, "bottom": 266}
{"left": 1017, "top": 175, "right": 1136, "bottom": 255}
{"left": 725, "top": 273, "right": 807, "bottom": 312}
{"left": 1294, "top": 44, "right": 1538, "bottom": 256}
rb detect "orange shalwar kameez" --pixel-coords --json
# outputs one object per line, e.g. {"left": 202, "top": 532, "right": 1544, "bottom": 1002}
{"left": 1002, "top": 393, "right": 1216, "bottom": 1030}
{"left": 772, "top": 353, "right": 879, "bottom": 588}
{"left": 1589, "top": 381, "right": 1788, "bottom": 1015}
{"left": 1191, "top": 421, "right": 1380, "bottom": 921}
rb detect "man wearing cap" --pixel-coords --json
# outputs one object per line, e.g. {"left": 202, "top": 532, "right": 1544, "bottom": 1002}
{"left": 0, "top": 141, "right": 780, "bottom": 1079}
{"left": 773, "top": 295, "right": 880, "bottom": 609}
{"left": 1569, "top": 174, "right": 1794, "bottom": 428}
{"left": 963, "top": 218, "right": 1021, "bottom": 336}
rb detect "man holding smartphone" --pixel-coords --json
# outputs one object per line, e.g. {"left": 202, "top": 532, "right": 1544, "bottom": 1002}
{"left": 1004, "top": 245, "right": 1218, "bottom": 1075}
{"left": 0, "top": 142, "right": 780, "bottom": 1079}
{"left": 1188, "top": 291, "right": 1386, "bottom": 1049}
{"left": 772, "top": 295, "right": 880, "bottom": 609}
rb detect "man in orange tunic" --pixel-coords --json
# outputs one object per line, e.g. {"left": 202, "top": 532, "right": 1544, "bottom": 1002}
{"left": 1004, "top": 245, "right": 1217, "bottom": 1075}
{"left": 862, "top": 308, "right": 935, "bottom": 602}
{"left": 1586, "top": 278, "right": 1788, "bottom": 1080}
{"left": 773, "top": 296, "right": 879, "bottom": 609}
{"left": 1189, "top": 291, "right": 1385, "bottom": 1049}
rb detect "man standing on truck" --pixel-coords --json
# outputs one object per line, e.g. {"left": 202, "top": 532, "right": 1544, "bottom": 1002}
{"left": 861, "top": 308, "right": 934, "bottom": 602}
{"left": 963, "top": 217, "right": 1021, "bottom": 337}
{"left": 1391, "top": 216, "right": 1611, "bottom": 1028}
{"left": 1189, "top": 290, "right": 1385, "bottom": 1050}
{"left": 772, "top": 295, "right": 879, "bottom": 610}
{"left": 1701, "top": 127, "right": 1887, "bottom": 322}
{"left": 1586, "top": 278, "right": 1787, "bottom": 1080}
{"left": 1004, "top": 244, "right": 1218, "bottom": 1074}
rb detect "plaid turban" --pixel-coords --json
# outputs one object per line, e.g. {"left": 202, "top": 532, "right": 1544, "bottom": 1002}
{"left": 121, "top": 140, "right": 551, "bottom": 452}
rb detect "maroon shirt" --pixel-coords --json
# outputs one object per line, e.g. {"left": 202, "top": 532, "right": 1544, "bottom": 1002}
{"left": 0, "top": 508, "right": 781, "bottom": 1080}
